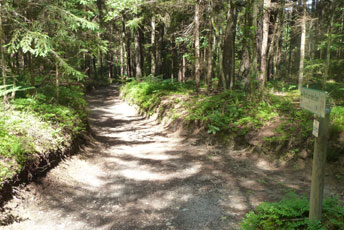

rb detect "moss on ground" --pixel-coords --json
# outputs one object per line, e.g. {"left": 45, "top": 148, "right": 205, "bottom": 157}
{"left": 0, "top": 86, "right": 87, "bottom": 187}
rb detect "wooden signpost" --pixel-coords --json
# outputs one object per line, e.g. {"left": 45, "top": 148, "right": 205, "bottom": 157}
{"left": 300, "top": 87, "right": 331, "bottom": 221}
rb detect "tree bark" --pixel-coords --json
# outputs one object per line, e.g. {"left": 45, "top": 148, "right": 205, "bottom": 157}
{"left": 323, "top": 0, "right": 333, "bottom": 90}
{"left": 182, "top": 55, "right": 186, "bottom": 83}
{"left": 287, "top": 6, "right": 293, "bottom": 79}
{"left": 139, "top": 28, "right": 144, "bottom": 76}
{"left": 93, "top": 55, "right": 97, "bottom": 79}
{"left": 269, "top": 1, "right": 285, "bottom": 80}
{"left": 108, "top": 24, "right": 114, "bottom": 79}
{"left": 249, "top": 0, "right": 259, "bottom": 93}
{"left": 259, "top": 0, "right": 271, "bottom": 89}
{"left": 0, "top": 3, "right": 8, "bottom": 105}
{"left": 151, "top": 16, "right": 156, "bottom": 76}
{"left": 207, "top": 15, "right": 213, "bottom": 90}
{"left": 135, "top": 28, "right": 142, "bottom": 80}
{"left": 194, "top": 0, "right": 201, "bottom": 91}
{"left": 56, "top": 62, "right": 60, "bottom": 103}
{"left": 298, "top": 0, "right": 306, "bottom": 91}
{"left": 223, "top": 0, "right": 237, "bottom": 90}
{"left": 156, "top": 24, "right": 163, "bottom": 76}
{"left": 123, "top": 19, "right": 132, "bottom": 78}
{"left": 120, "top": 25, "right": 126, "bottom": 77}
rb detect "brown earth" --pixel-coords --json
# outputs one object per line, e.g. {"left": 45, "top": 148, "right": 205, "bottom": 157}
{"left": 1, "top": 85, "right": 343, "bottom": 230}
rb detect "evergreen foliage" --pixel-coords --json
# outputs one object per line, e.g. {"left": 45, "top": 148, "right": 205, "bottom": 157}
{"left": 241, "top": 193, "right": 344, "bottom": 230}
{"left": 0, "top": 0, "right": 343, "bottom": 225}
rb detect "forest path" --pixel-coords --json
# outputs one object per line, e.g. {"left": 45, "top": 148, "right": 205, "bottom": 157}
{"left": 1, "top": 85, "right": 337, "bottom": 230}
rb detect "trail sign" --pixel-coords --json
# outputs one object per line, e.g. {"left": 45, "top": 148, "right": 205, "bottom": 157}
{"left": 313, "top": 120, "right": 319, "bottom": 137}
{"left": 300, "top": 87, "right": 331, "bottom": 221}
{"left": 300, "top": 87, "right": 327, "bottom": 118}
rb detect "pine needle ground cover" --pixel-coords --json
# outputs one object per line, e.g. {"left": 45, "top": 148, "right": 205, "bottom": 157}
{"left": 0, "top": 86, "right": 87, "bottom": 188}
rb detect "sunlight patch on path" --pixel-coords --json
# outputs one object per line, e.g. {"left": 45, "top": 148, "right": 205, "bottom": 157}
{"left": 118, "top": 164, "right": 201, "bottom": 181}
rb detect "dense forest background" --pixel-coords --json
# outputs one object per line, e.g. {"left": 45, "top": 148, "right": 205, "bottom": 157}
{"left": 0, "top": 0, "right": 344, "bottom": 228}
{"left": 0, "top": 0, "right": 343, "bottom": 174}
{"left": 0, "top": 0, "right": 343, "bottom": 95}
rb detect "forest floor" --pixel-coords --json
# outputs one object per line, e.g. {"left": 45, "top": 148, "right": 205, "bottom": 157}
{"left": 1, "top": 85, "right": 343, "bottom": 230}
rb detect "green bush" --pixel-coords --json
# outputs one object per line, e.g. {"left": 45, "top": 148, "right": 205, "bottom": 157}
{"left": 241, "top": 193, "right": 344, "bottom": 230}
{"left": 121, "top": 77, "right": 194, "bottom": 112}
{"left": 331, "top": 106, "right": 344, "bottom": 135}
{"left": 0, "top": 85, "right": 87, "bottom": 186}
{"left": 121, "top": 79, "right": 343, "bottom": 159}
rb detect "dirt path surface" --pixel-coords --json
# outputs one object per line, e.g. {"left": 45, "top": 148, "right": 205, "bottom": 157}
{"left": 1, "top": 85, "right": 343, "bottom": 230}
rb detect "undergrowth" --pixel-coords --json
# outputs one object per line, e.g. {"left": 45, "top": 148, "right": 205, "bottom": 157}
{"left": 241, "top": 193, "right": 344, "bottom": 230}
{"left": 121, "top": 78, "right": 344, "bottom": 161}
{"left": 0, "top": 86, "right": 87, "bottom": 187}
{"left": 121, "top": 77, "right": 194, "bottom": 112}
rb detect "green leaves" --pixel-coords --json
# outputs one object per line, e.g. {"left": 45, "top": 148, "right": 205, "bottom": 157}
{"left": 46, "top": 5, "right": 99, "bottom": 31}
{"left": 7, "top": 30, "right": 52, "bottom": 57}
{"left": 241, "top": 193, "right": 344, "bottom": 230}
{"left": 126, "top": 17, "right": 143, "bottom": 30}
{"left": 0, "top": 85, "right": 33, "bottom": 98}
{"left": 106, "top": 0, "right": 143, "bottom": 19}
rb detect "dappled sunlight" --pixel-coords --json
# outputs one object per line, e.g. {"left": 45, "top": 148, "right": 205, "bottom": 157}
{"left": 222, "top": 193, "right": 250, "bottom": 212}
{"left": 118, "top": 163, "right": 202, "bottom": 181}
{"left": 239, "top": 179, "right": 264, "bottom": 191}
{"left": 3, "top": 86, "right": 328, "bottom": 230}
{"left": 138, "top": 188, "right": 194, "bottom": 210}
{"left": 66, "top": 161, "right": 106, "bottom": 189}
{"left": 255, "top": 158, "right": 278, "bottom": 171}
{"left": 106, "top": 102, "right": 137, "bottom": 116}
{"left": 128, "top": 150, "right": 181, "bottom": 161}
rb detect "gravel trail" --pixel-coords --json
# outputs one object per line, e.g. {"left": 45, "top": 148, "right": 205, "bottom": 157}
{"left": 1, "top": 85, "right": 341, "bottom": 230}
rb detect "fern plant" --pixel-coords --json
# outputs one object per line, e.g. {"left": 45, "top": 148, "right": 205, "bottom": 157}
{"left": 241, "top": 193, "right": 344, "bottom": 230}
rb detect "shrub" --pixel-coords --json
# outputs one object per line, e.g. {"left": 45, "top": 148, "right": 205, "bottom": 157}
{"left": 0, "top": 85, "right": 87, "bottom": 186}
{"left": 241, "top": 193, "right": 344, "bottom": 230}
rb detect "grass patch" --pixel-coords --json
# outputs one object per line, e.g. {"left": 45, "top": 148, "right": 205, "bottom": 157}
{"left": 120, "top": 77, "right": 194, "bottom": 112}
{"left": 121, "top": 78, "right": 344, "bottom": 160}
{"left": 0, "top": 86, "right": 87, "bottom": 187}
{"left": 241, "top": 193, "right": 344, "bottom": 230}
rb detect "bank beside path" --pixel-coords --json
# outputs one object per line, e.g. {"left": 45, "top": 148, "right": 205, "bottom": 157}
{"left": 1, "top": 85, "right": 342, "bottom": 230}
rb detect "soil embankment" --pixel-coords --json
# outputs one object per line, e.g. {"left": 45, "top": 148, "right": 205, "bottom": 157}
{"left": 1, "top": 85, "right": 343, "bottom": 230}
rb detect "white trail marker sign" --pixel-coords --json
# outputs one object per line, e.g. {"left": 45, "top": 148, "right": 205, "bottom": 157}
{"left": 300, "top": 87, "right": 331, "bottom": 221}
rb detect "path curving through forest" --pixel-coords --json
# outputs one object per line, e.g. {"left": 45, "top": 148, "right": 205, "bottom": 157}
{"left": 1, "top": 85, "right": 339, "bottom": 230}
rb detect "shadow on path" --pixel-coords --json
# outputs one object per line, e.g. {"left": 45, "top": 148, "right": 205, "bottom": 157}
{"left": 3, "top": 85, "right": 332, "bottom": 230}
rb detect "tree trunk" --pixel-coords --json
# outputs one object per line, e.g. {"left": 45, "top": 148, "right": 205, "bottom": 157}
{"left": 269, "top": 1, "right": 285, "bottom": 80}
{"left": 298, "top": 0, "right": 306, "bottom": 91}
{"left": 223, "top": 0, "right": 237, "bottom": 90}
{"left": 0, "top": 4, "right": 7, "bottom": 105}
{"left": 323, "top": 0, "right": 333, "bottom": 90}
{"left": 178, "top": 50, "right": 184, "bottom": 83}
{"left": 171, "top": 58, "right": 174, "bottom": 82}
{"left": 56, "top": 63, "right": 60, "bottom": 103}
{"left": 287, "top": 7, "right": 293, "bottom": 79}
{"left": 123, "top": 19, "right": 132, "bottom": 78}
{"left": 108, "top": 53, "right": 113, "bottom": 79}
{"left": 207, "top": 16, "right": 213, "bottom": 90}
{"left": 155, "top": 24, "right": 164, "bottom": 76}
{"left": 151, "top": 16, "right": 156, "bottom": 76}
{"left": 27, "top": 53, "right": 35, "bottom": 87}
{"left": 259, "top": 0, "right": 271, "bottom": 89}
{"left": 120, "top": 25, "right": 126, "bottom": 77}
{"left": 182, "top": 55, "right": 186, "bottom": 83}
{"left": 249, "top": 0, "right": 259, "bottom": 93}
{"left": 107, "top": 24, "right": 114, "bottom": 79}
{"left": 139, "top": 28, "right": 144, "bottom": 76}
{"left": 194, "top": 0, "right": 201, "bottom": 91}
{"left": 135, "top": 28, "right": 142, "bottom": 80}
{"left": 92, "top": 55, "right": 97, "bottom": 79}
